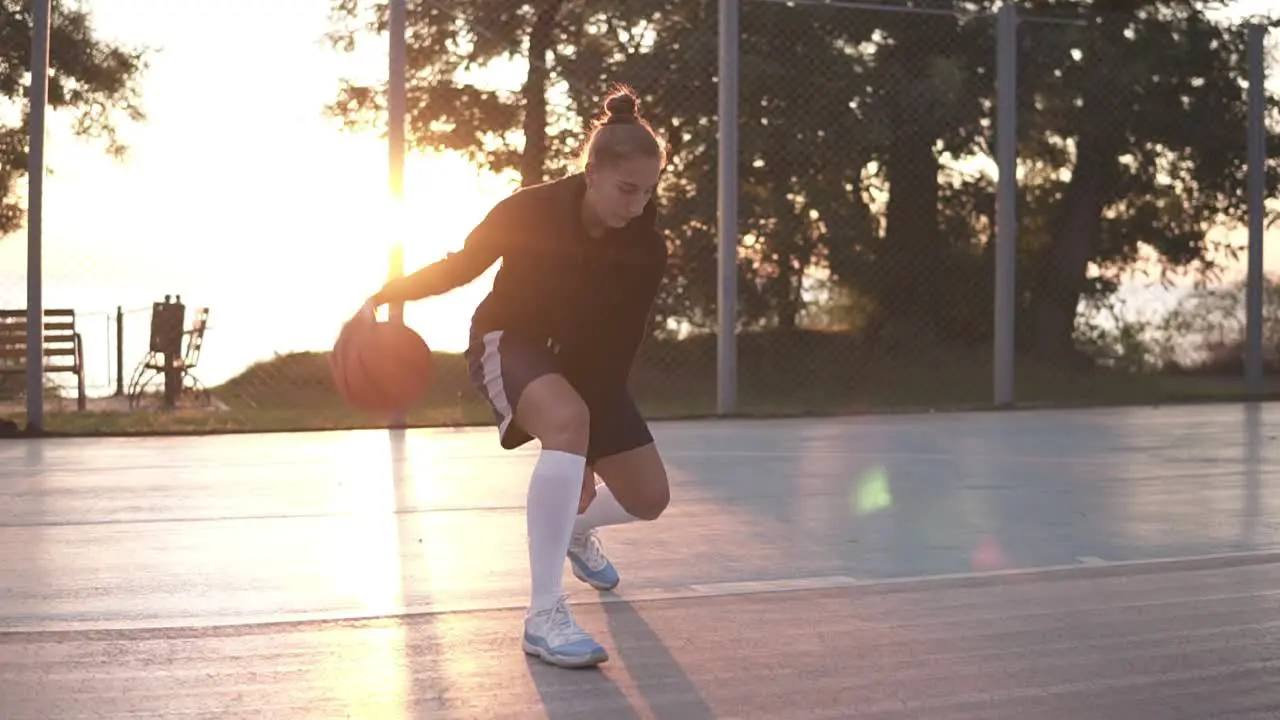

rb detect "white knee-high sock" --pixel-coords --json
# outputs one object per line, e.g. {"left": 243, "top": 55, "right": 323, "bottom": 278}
{"left": 526, "top": 449, "right": 587, "bottom": 611}
{"left": 574, "top": 483, "right": 642, "bottom": 536}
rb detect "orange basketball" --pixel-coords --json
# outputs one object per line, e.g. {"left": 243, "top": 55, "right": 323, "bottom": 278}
{"left": 330, "top": 308, "right": 433, "bottom": 416}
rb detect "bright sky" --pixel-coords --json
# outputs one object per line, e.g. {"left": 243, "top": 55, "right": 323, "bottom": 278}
{"left": 2, "top": 0, "right": 1277, "bottom": 395}
{"left": 0, "top": 0, "right": 521, "bottom": 392}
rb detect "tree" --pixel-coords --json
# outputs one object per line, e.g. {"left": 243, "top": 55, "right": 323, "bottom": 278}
{"left": 625, "top": 3, "right": 1003, "bottom": 336}
{"left": 326, "top": 0, "right": 666, "bottom": 184}
{"left": 856, "top": 8, "right": 1000, "bottom": 336}
{"left": 0, "top": 0, "right": 148, "bottom": 237}
{"left": 1017, "top": 0, "right": 1280, "bottom": 361}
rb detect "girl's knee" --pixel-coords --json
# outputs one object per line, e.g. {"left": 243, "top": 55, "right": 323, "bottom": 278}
{"left": 626, "top": 481, "right": 669, "bottom": 521}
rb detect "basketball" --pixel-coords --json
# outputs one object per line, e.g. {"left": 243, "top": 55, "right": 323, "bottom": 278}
{"left": 330, "top": 305, "right": 434, "bottom": 415}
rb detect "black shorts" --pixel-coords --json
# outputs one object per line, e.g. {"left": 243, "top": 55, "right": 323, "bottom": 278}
{"left": 463, "top": 330, "right": 653, "bottom": 463}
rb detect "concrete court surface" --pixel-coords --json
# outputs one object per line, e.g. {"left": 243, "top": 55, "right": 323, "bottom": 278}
{"left": 1, "top": 401, "right": 1279, "bottom": 718}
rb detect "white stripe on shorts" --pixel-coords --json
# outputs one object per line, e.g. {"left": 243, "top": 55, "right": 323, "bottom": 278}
{"left": 480, "top": 331, "right": 515, "bottom": 437}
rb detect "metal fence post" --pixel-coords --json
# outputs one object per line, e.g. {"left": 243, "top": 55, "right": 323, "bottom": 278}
{"left": 26, "top": 0, "right": 53, "bottom": 432}
{"left": 993, "top": 2, "right": 1018, "bottom": 407}
{"left": 1245, "top": 22, "right": 1266, "bottom": 397}
{"left": 388, "top": 0, "right": 407, "bottom": 428}
{"left": 718, "top": 0, "right": 740, "bottom": 415}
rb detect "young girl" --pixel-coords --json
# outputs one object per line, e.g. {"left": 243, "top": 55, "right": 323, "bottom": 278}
{"left": 369, "top": 86, "right": 671, "bottom": 669}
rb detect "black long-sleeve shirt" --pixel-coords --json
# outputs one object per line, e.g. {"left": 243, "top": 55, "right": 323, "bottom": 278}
{"left": 382, "top": 172, "right": 668, "bottom": 388}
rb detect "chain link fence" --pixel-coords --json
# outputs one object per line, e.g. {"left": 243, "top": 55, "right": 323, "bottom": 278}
{"left": 2, "top": 1, "right": 1276, "bottom": 434}
{"left": 722, "top": 0, "right": 1004, "bottom": 415}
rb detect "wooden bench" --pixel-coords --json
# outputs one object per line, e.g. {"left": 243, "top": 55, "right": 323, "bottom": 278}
{"left": 0, "top": 309, "right": 87, "bottom": 411}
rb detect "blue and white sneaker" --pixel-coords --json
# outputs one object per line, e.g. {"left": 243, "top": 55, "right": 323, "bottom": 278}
{"left": 523, "top": 595, "right": 608, "bottom": 668}
{"left": 568, "top": 529, "right": 620, "bottom": 591}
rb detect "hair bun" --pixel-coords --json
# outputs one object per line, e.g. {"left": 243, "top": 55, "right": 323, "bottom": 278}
{"left": 604, "top": 90, "right": 639, "bottom": 124}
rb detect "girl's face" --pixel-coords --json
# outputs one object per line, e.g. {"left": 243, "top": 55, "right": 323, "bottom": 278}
{"left": 585, "top": 155, "right": 662, "bottom": 229}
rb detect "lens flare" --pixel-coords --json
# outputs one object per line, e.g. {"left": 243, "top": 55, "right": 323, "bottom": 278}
{"left": 970, "top": 535, "right": 1010, "bottom": 571}
{"left": 851, "top": 465, "right": 892, "bottom": 516}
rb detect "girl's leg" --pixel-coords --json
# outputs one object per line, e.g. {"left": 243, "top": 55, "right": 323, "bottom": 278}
{"left": 512, "top": 372, "right": 591, "bottom": 610}
{"left": 583, "top": 390, "right": 670, "bottom": 520}
{"left": 466, "top": 331, "right": 607, "bottom": 668}
{"left": 588, "top": 441, "right": 670, "bottom": 521}
{"left": 567, "top": 392, "right": 671, "bottom": 591}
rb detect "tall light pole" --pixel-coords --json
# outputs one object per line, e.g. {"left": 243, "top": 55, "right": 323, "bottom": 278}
{"left": 27, "top": 0, "right": 52, "bottom": 432}
{"left": 389, "top": 0, "right": 406, "bottom": 324}
{"left": 387, "top": 0, "right": 407, "bottom": 429}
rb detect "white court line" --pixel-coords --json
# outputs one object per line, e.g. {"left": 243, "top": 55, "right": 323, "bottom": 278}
{"left": 6, "top": 549, "right": 1279, "bottom": 634}
{"left": 658, "top": 449, "right": 1173, "bottom": 467}
{"left": 0, "top": 576, "right": 863, "bottom": 634}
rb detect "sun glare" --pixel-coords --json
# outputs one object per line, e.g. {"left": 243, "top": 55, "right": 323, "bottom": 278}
{"left": 395, "top": 153, "right": 518, "bottom": 352}
{"left": 0, "top": 0, "right": 526, "bottom": 391}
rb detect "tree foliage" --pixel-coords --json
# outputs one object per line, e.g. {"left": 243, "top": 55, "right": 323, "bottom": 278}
{"left": 1018, "top": 1, "right": 1280, "bottom": 359}
{"left": 0, "top": 0, "right": 148, "bottom": 237}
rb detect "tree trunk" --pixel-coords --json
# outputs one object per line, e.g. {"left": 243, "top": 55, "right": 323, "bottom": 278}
{"left": 1028, "top": 18, "right": 1130, "bottom": 364}
{"left": 879, "top": 31, "right": 943, "bottom": 331}
{"left": 519, "top": 0, "right": 560, "bottom": 186}
{"left": 777, "top": 245, "right": 799, "bottom": 330}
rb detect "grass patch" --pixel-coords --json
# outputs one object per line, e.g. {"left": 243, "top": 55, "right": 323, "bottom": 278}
{"left": 5, "top": 328, "right": 1276, "bottom": 436}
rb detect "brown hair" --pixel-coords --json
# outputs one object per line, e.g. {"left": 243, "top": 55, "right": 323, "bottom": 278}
{"left": 581, "top": 85, "right": 666, "bottom": 170}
